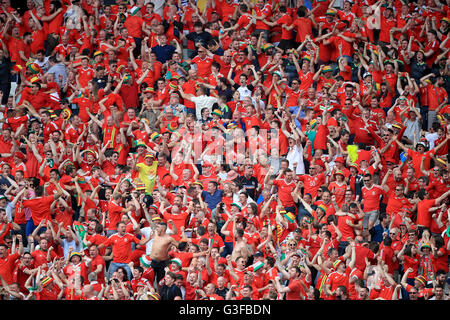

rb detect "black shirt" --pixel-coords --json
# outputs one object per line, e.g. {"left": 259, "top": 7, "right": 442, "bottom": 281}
{"left": 159, "top": 284, "right": 183, "bottom": 300}
{"left": 216, "top": 85, "right": 234, "bottom": 102}
{"left": 186, "top": 31, "right": 212, "bottom": 49}
{"left": 0, "top": 57, "right": 12, "bottom": 84}
{"left": 93, "top": 76, "right": 108, "bottom": 89}
{"left": 215, "top": 287, "right": 229, "bottom": 299}
{"left": 238, "top": 175, "right": 259, "bottom": 201}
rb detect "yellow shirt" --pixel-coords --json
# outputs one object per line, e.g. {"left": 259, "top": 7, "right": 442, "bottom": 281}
{"left": 136, "top": 161, "right": 158, "bottom": 193}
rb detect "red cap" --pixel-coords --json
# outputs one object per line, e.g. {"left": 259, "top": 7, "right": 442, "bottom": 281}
{"left": 314, "top": 159, "right": 325, "bottom": 169}
{"left": 326, "top": 117, "right": 338, "bottom": 127}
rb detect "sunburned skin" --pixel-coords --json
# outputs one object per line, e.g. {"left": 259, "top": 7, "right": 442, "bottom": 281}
{"left": 150, "top": 223, "right": 177, "bottom": 261}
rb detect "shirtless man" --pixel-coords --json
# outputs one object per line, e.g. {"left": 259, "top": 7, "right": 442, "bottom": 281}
{"left": 220, "top": 208, "right": 253, "bottom": 262}
{"left": 231, "top": 226, "right": 253, "bottom": 262}
{"left": 150, "top": 222, "right": 178, "bottom": 284}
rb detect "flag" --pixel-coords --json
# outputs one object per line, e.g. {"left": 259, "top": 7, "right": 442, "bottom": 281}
{"left": 256, "top": 193, "right": 265, "bottom": 204}
{"left": 73, "top": 222, "right": 87, "bottom": 249}
{"left": 347, "top": 145, "right": 358, "bottom": 163}
{"left": 400, "top": 151, "right": 407, "bottom": 163}
{"left": 49, "top": 92, "right": 60, "bottom": 103}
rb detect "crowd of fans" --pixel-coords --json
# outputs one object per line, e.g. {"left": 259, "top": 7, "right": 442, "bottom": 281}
{"left": 0, "top": 0, "right": 448, "bottom": 301}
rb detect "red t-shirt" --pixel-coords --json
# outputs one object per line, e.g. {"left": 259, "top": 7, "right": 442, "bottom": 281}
{"left": 22, "top": 195, "right": 55, "bottom": 226}
{"left": 272, "top": 179, "right": 296, "bottom": 207}
{"left": 103, "top": 233, "right": 140, "bottom": 264}
{"left": 106, "top": 201, "right": 124, "bottom": 231}
{"left": 191, "top": 56, "right": 213, "bottom": 80}
{"left": 286, "top": 278, "right": 302, "bottom": 300}
{"left": 0, "top": 252, "right": 20, "bottom": 284}
{"left": 361, "top": 185, "right": 384, "bottom": 212}
{"left": 416, "top": 198, "right": 436, "bottom": 228}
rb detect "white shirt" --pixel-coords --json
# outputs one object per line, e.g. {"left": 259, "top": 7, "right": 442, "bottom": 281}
{"left": 61, "top": 238, "right": 83, "bottom": 259}
{"left": 34, "top": 57, "right": 50, "bottom": 73}
{"left": 237, "top": 86, "right": 252, "bottom": 100}
{"left": 425, "top": 132, "right": 439, "bottom": 149}
{"left": 140, "top": 227, "right": 154, "bottom": 255}
{"left": 286, "top": 144, "right": 305, "bottom": 175}
{"left": 190, "top": 95, "right": 218, "bottom": 120}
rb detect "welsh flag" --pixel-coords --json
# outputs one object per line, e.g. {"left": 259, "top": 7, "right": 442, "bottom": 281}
{"left": 73, "top": 222, "right": 87, "bottom": 250}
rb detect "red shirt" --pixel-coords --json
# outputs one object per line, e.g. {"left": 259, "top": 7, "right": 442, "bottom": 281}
{"left": 19, "top": 88, "right": 52, "bottom": 112}
{"left": 53, "top": 43, "right": 73, "bottom": 58}
{"left": 424, "top": 40, "right": 440, "bottom": 67}
{"left": 407, "top": 149, "right": 435, "bottom": 178}
{"left": 379, "top": 16, "right": 397, "bottom": 43}
{"left": 325, "top": 266, "right": 351, "bottom": 300}
{"left": 276, "top": 14, "right": 293, "bottom": 40}
{"left": 286, "top": 278, "right": 303, "bottom": 300}
{"left": 292, "top": 17, "right": 313, "bottom": 43}
{"left": 0, "top": 252, "right": 20, "bottom": 284}
{"left": 361, "top": 185, "right": 384, "bottom": 212}
{"left": 123, "top": 15, "right": 144, "bottom": 38}
{"left": 297, "top": 173, "right": 326, "bottom": 199}
{"left": 254, "top": 4, "right": 272, "bottom": 30}
{"left": 272, "top": 179, "right": 296, "bottom": 207}
{"left": 298, "top": 70, "right": 314, "bottom": 93}
{"left": 337, "top": 214, "right": 357, "bottom": 241}
{"left": 427, "top": 84, "right": 448, "bottom": 111}
{"left": 86, "top": 234, "right": 108, "bottom": 256}
{"left": 90, "top": 254, "right": 106, "bottom": 284}
{"left": 417, "top": 198, "right": 437, "bottom": 228}
{"left": 77, "top": 66, "right": 95, "bottom": 88}
{"left": 191, "top": 56, "right": 213, "bottom": 80}
{"left": 31, "top": 249, "right": 57, "bottom": 268}
{"left": 53, "top": 207, "right": 73, "bottom": 229}
{"left": 22, "top": 195, "right": 55, "bottom": 226}
{"left": 103, "top": 233, "right": 140, "bottom": 264}
{"left": 106, "top": 201, "right": 124, "bottom": 231}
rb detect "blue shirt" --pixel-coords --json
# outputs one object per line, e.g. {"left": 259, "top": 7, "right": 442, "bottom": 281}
{"left": 370, "top": 224, "right": 389, "bottom": 243}
{"left": 152, "top": 45, "right": 176, "bottom": 64}
{"left": 201, "top": 189, "right": 223, "bottom": 211}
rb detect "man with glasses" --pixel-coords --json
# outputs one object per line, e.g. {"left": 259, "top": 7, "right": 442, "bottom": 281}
{"left": 401, "top": 268, "right": 434, "bottom": 300}
{"left": 284, "top": 78, "right": 302, "bottom": 115}
{"left": 367, "top": 128, "right": 399, "bottom": 167}
{"left": 190, "top": 44, "right": 214, "bottom": 81}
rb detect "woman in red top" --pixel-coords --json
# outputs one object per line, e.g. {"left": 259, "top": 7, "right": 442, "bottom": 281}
{"left": 397, "top": 242, "right": 420, "bottom": 287}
